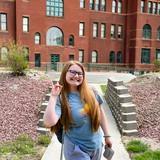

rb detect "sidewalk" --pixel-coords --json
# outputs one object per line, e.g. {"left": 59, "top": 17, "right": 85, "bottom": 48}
{"left": 41, "top": 84, "right": 131, "bottom": 160}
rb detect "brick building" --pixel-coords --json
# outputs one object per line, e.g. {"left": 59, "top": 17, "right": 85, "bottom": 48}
{"left": 0, "top": 0, "right": 160, "bottom": 71}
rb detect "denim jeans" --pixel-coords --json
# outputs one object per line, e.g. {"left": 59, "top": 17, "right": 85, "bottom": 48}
{"left": 64, "top": 137, "right": 103, "bottom": 160}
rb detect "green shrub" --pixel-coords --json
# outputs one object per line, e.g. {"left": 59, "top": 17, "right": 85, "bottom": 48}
{"left": 3, "top": 41, "right": 28, "bottom": 76}
{"left": 37, "top": 134, "right": 51, "bottom": 147}
{"left": 154, "top": 59, "right": 160, "bottom": 71}
{"left": 100, "top": 85, "right": 107, "bottom": 94}
{"left": 127, "top": 140, "right": 149, "bottom": 153}
{"left": 133, "top": 150, "right": 160, "bottom": 160}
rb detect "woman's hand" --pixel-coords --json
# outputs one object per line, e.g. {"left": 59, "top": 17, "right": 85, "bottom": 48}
{"left": 51, "top": 82, "right": 63, "bottom": 97}
{"left": 104, "top": 137, "right": 112, "bottom": 148}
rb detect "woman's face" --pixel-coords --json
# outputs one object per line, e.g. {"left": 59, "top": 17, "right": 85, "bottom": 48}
{"left": 66, "top": 64, "right": 84, "bottom": 88}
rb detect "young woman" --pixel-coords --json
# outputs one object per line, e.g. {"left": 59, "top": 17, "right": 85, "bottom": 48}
{"left": 43, "top": 61, "right": 112, "bottom": 160}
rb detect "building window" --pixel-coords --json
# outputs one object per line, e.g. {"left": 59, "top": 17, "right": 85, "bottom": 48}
{"left": 91, "top": 51, "right": 98, "bottom": 63}
{"left": 101, "top": 23, "right": 106, "bottom": 38}
{"left": 141, "top": 48, "right": 150, "bottom": 64}
{"left": 23, "top": 16, "right": 29, "bottom": 32}
{"left": 80, "top": 0, "right": 85, "bottom": 8}
{"left": 117, "top": 25, "right": 123, "bottom": 39}
{"left": 79, "top": 49, "right": 84, "bottom": 63}
{"left": 152, "top": 2, "right": 157, "bottom": 14}
{"left": 0, "top": 47, "right": 8, "bottom": 61}
{"left": 79, "top": 22, "right": 85, "bottom": 36}
{"left": 100, "top": 0, "right": 106, "bottom": 11}
{"left": 93, "top": 23, "right": 98, "bottom": 38}
{"left": 35, "top": 53, "right": 41, "bottom": 67}
{"left": 141, "top": 0, "right": 145, "bottom": 13}
{"left": 157, "top": 27, "right": 160, "bottom": 40}
{"left": 157, "top": 3, "right": 160, "bottom": 15}
{"left": 46, "top": 27, "right": 64, "bottom": 46}
{"left": 34, "top": 32, "right": 41, "bottom": 44}
{"left": 89, "top": 0, "right": 94, "bottom": 10}
{"left": 148, "top": 1, "right": 152, "bottom": 14}
{"left": 109, "top": 51, "right": 115, "bottom": 63}
{"left": 111, "top": 24, "right": 116, "bottom": 39}
{"left": 69, "top": 55, "right": 74, "bottom": 60}
{"left": 0, "top": 13, "right": 7, "bottom": 31}
{"left": 117, "top": 0, "right": 122, "bottom": 13}
{"left": 143, "top": 24, "right": 151, "bottom": 39}
{"left": 95, "top": 0, "right": 100, "bottom": 11}
{"left": 68, "top": 35, "right": 74, "bottom": 46}
{"left": 112, "top": 0, "right": 116, "bottom": 13}
{"left": 156, "top": 49, "right": 160, "bottom": 60}
{"left": 46, "top": 0, "right": 63, "bottom": 17}
{"left": 117, "top": 51, "right": 122, "bottom": 63}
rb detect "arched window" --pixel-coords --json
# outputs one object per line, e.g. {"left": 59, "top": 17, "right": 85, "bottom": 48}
{"left": 46, "top": 27, "right": 64, "bottom": 46}
{"left": 112, "top": 0, "right": 116, "bottom": 13}
{"left": 118, "top": 0, "right": 122, "bottom": 13}
{"left": 143, "top": 24, "right": 151, "bottom": 39}
{"left": 0, "top": 46, "right": 8, "bottom": 61}
{"left": 46, "top": 0, "right": 63, "bottom": 17}
{"left": 117, "top": 51, "right": 123, "bottom": 63}
{"left": 109, "top": 51, "right": 115, "bottom": 63}
{"left": 157, "top": 26, "right": 160, "bottom": 40}
{"left": 68, "top": 35, "right": 74, "bottom": 46}
{"left": 91, "top": 50, "right": 98, "bottom": 63}
{"left": 35, "top": 32, "right": 41, "bottom": 44}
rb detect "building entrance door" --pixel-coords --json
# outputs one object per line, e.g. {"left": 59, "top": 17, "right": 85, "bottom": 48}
{"left": 51, "top": 54, "right": 60, "bottom": 70}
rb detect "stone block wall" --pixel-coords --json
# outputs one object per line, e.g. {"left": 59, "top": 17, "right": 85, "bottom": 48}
{"left": 105, "top": 78, "right": 138, "bottom": 136}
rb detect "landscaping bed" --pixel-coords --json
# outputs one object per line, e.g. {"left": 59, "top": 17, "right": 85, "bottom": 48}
{"left": 0, "top": 71, "right": 50, "bottom": 143}
{"left": 126, "top": 74, "right": 160, "bottom": 145}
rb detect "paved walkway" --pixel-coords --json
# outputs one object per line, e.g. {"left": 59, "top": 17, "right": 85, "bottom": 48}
{"left": 41, "top": 84, "right": 131, "bottom": 160}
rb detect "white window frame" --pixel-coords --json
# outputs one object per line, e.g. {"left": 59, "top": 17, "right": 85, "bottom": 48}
{"left": 23, "top": 16, "right": 29, "bottom": 32}
{"left": 79, "top": 22, "right": 85, "bottom": 36}
{"left": 101, "top": 23, "right": 106, "bottom": 38}
{"left": 93, "top": 23, "right": 98, "bottom": 38}
{"left": 79, "top": 49, "right": 84, "bottom": 63}
{"left": 0, "top": 13, "right": 7, "bottom": 31}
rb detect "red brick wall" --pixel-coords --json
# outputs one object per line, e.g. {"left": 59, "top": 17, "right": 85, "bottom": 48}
{"left": 0, "top": 0, "right": 160, "bottom": 70}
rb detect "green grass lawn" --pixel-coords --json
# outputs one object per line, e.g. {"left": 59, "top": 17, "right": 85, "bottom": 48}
{"left": 126, "top": 140, "right": 160, "bottom": 160}
{"left": 0, "top": 134, "right": 51, "bottom": 160}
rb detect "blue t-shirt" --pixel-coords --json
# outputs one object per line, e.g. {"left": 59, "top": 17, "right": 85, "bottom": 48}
{"left": 55, "top": 91, "right": 103, "bottom": 151}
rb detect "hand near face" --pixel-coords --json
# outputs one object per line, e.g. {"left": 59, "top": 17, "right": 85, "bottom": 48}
{"left": 51, "top": 82, "right": 63, "bottom": 97}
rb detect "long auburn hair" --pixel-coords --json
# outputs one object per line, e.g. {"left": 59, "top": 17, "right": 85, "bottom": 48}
{"left": 52, "top": 61, "right": 101, "bottom": 132}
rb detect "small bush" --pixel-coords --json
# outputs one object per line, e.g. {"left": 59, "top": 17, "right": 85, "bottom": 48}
{"left": 126, "top": 140, "right": 149, "bottom": 153}
{"left": 37, "top": 134, "right": 51, "bottom": 147}
{"left": 100, "top": 85, "right": 107, "bottom": 94}
{"left": 154, "top": 59, "right": 160, "bottom": 71}
{"left": 3, "top": 41, "right": 28, "bottom": 76}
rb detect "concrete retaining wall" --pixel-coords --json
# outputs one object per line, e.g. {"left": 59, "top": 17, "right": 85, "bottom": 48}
{"left": 105, "top": 78, "right": 138, "bottom": 136}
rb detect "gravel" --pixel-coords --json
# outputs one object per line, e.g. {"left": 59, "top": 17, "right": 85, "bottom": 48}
{"left": 127, "top": 75, "right": 160, "bottom": 143}
{"left": 0, "top": 72, "right": 50, "bottom": 143}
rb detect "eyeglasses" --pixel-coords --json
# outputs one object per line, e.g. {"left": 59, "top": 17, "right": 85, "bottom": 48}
{"left": 68, "top": 70, "right": 83, "bottom": 76}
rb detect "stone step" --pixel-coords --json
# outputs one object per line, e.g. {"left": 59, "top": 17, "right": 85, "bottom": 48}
{"left": 118, "top": 94, "right": 132, "bottom": 103}
{"left": 115, "top": 85, "right": 128, "bottom": 94}
{"left": 121, "top": 112, "right": 136, "bottom": 121}
{"left": 37, "top": 127, "right": 50, "bottom": 134}
{"left": 122, "top": 129, "right": 138, "bottom": 136}
{"left": 38, "top": 118, "right": 45, "bottom": 127}
{"left": 120, "top": 103, "right": 136, "bottom": 113}
{"left": 122, "top": 120, "right": 137, "bottom": 130}
{"left": 41, "top": 101, "right": 48, "bottom": 111}
{"left": 39, "top": 111, "right": 45, "bottom": 119}
{"left": 45, "top": 93, "right": 51, "bottom": 101}
{"left": 108, "top": 78, "right": 123, "bottom": 86}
